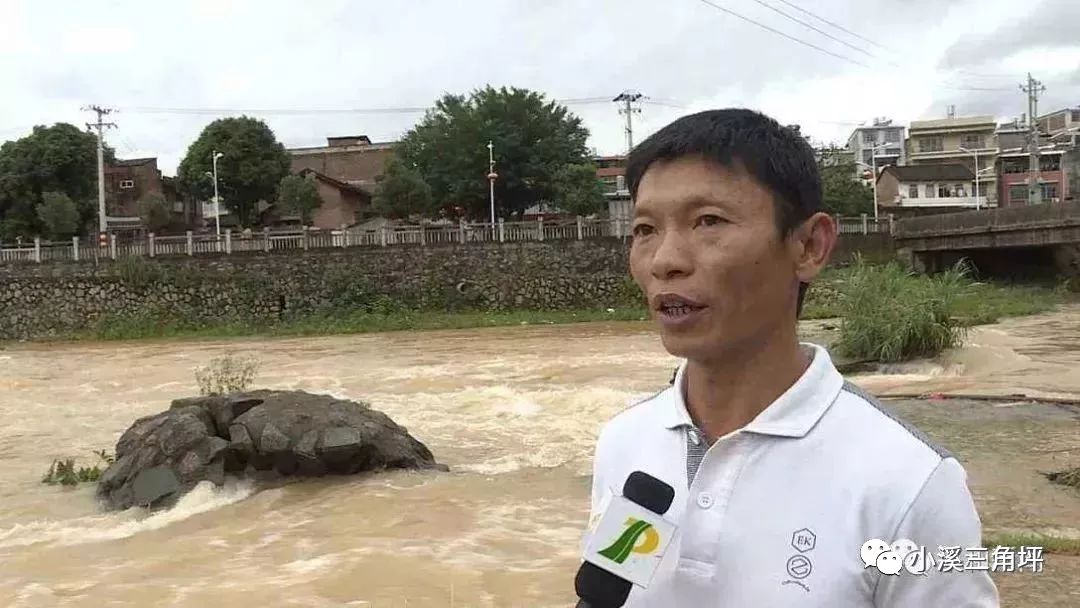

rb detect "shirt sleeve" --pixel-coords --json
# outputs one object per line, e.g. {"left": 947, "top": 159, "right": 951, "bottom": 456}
{"left": 874, "top": 457, "right": 1000, "bottom": 607}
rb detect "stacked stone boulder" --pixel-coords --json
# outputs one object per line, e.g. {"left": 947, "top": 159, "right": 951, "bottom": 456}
{"left": 96, "top": 390, "right": 444, "bottom": 511}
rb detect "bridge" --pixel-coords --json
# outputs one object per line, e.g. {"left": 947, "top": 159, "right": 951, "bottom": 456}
{"left": 894, "top": 201, "right": 1080, "bottom": 277}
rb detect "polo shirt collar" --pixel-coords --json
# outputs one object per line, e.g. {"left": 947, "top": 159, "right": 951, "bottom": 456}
{"left": 660, "top": 343, "right": 843, "bottom": 438}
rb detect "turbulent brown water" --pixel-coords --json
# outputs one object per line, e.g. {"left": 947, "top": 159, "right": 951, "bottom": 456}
{"left": 1, "top": 306, "right": 1078, "bottom": 607}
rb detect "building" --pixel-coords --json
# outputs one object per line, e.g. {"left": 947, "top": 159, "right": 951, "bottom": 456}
{"left": 846, "top": 118, "right": 905, "bottom": 177}
{"left": 294, "top": 168, "right": 374, "bottom": 228}
{"left": 104, "top": 157, "right": 164, "bottom": 219}
{"left": 286, "top": 135, "right": 396, "bottom": 228}
{"left": 906, "top": 114, "right": 998, "bottom": 205}
{"left": 595, "top": 155, "right": 627, "bottom": 195}
{"left": 289, "top": 135, "right": 395, "bottom": 193}
{"left": 996, "top": 146, "right": 1069, "bottom": 207}
{"left": 875, "top": 164, "right": 985, "bottom": 216}
{"left": 1037, "top": 107, "right": 1080, "bottom": 143}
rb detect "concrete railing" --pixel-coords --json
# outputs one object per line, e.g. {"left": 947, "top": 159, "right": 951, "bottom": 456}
{"left": 896, "top": 201, "right": 1080, "bottom": 239}
{"left": 0, "top": 215, "right": 889, "bottom": 264}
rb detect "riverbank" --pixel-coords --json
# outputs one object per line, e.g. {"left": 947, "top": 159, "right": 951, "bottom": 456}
{"left": 8, "top": 269, "right": 1073, "bottom": 346}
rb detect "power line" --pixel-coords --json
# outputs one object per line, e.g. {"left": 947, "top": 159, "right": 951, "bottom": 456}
{"left": 694, "top": 0, "right": 871, "bottom": 68}
{"left": 773, "top": 0, "right": 889, "bottom": 51}
{"left": 746, "top": 0, "right": 878, "bottom": 59}
{"left": 117, "top": 96, "right": 621, "bottom": 117}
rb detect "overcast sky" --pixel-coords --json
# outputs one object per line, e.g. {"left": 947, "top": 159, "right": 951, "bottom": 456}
{"left": 2, "top": 0, "right": 1078, "bottom": 175}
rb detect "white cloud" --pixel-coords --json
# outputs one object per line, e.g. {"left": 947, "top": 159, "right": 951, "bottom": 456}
{"left": 2, "top": 0, "right": 1076, "bottom": 175}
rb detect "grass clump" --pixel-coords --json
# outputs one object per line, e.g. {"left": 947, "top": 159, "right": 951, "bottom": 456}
{"left": 1044, "top": 467, "right": 1080, "bottom": 490}
{"left": 41, "top": 450, "right": 114, "bottom": 486}
{"left": 833, "top": 258, "right": 971, "bottom": 362}
{"left": 195, "top": 354, "right": 261, "bottom": 395}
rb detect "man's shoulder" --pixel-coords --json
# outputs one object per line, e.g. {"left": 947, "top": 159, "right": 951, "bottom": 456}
{"left": 829, "top": 380, "right": 954, "bottom": 473}
{"left": 596, "top": 386, "right": 675, "bottom": 444}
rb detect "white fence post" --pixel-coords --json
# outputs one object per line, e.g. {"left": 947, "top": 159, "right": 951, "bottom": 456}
{"left": 576, "top": 216, "right": 584, "bottom": 240}
{"left": 72, "top": 236, "right": 79, "bottom": 262}
{"left": 263, "top": 227, "right": 271, "bottom": 252}
{"left": 861, "top": 213, "right": 868, "bottom": 235}
{"left": 419, "top": 222, "right": 426, "bottom": 246}
{"left": 889, "top": 213, "right": 895, "bottom": 235}
{"left": 186, "top": 231, "right": 194, "bottom": 256}
{"left": 148, "top": 233, "right": 156, "bottom": 257}
{"left": 459, "top": 220, "right": 466, "bottom": 244}
{"left": 33, "top": 237, "right": 41, "bottom": 263}
{"left": 537, "top": 217, "right": 544, "bottom": 242}
{"left": 498, "top": 218, "right": 505, "bottom": 243}
{"left": 225, "top": 229, "right": 232, "bottom": 254}
{"left": 301, "top": 226, "right": 309, "bottom": 250}
{"left": 380, "top": 225, "right": 388, "bottom": 247}
{"left": 109, "top": 234, "right": 117, "bottom": 260}
{"left": 341, "top": 224, "right": 349, "bottom": 247}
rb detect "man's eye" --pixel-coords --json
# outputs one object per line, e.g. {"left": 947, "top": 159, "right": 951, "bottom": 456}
{"left": 696, "top": 214, "right": 726, "bottom": 227}
{"left": 632, "top": 224, "right": 655, "bottom": 237}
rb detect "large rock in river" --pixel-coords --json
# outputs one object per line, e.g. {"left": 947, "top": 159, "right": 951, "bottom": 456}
{"left": 96, "top": 390, "right": 444, "bottom": 511}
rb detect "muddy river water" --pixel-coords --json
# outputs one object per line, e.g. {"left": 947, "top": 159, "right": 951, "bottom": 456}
{"left": 1, "top": 306, "right": 1078, "bottom": 607}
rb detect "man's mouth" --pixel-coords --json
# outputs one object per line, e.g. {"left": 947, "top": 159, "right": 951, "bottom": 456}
{"left": 653, "top": 293, "right": 707, "bottom": 318}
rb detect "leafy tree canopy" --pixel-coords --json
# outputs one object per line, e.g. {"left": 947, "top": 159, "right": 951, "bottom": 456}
{"left": 276, "top": 174, "right": 323, "bottom": 225}
{"left": 36, "top": 191, "right": 80, "bottom": 240}
{"left": 0, "top": 123, "right": 112, "bottom": 240}
{"left": 176, "top": 116, "right": 290, "bottom": 227}
{"left": 821, "top": 162, "right": 874, "bottom": 216}
{"left": 395, "top": 86, "right": 595, "bottom": 220}
{"left": 372, "top": 156, "right": 435, "bottom": 220}
{"left": 137, "top": 193, "right": 173, "bottom": 233}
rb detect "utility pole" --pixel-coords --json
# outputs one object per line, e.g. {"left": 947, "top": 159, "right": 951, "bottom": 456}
{"left": 613, "top": 90, "right": 643, "bottom": 156}
{"left": 1020, "top": 73, "right": 1046, "bottom": 205}
{"left": 83, "top": 105, "right": 116, "bottom": 240}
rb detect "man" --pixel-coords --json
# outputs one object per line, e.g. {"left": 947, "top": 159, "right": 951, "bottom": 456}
{"left": 583, "top": 109, "right": 998, "bottom": 606}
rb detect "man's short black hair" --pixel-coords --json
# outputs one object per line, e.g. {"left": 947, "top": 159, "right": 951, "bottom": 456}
{"left": 625, "top": 108, "right": 823, "bottom": 315}
{"left": 626, "top": 108, "right": 822, "bottom": 236}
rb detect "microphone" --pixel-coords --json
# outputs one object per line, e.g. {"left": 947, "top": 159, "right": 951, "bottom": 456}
{"left": 575, "top": 471, "right": 677, "bottom": 608}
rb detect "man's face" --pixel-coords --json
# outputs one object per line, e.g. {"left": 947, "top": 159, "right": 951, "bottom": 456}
{"left": 629, "top": 156, "right": 800, "bottom": 362}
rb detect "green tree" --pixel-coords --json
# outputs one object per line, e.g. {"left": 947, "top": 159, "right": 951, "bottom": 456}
{"left": 137, "top": 193, "right": 173, "bottom": 233}
{"left": 394, "top": 86, "right": 594, "bottom": 220}
{"left": 372, "top": 157, "right": 434, "bottom": 219}
{"left": 276, "top": 174, "right": 323, "bottom": 224}
{"left": 36, "top": 191, "right": 80, "bottom": 240}
{"left": 552, "top": 162, "right": 605, "bottom": 217}
{"left": 176, "top": 116, "right": 290, "bottom": 227}
{"left": 0, "top": 123, "right": 111, "bottom": 239}
{"left": 821, "top": 163, "right": 874, "bottom": 216}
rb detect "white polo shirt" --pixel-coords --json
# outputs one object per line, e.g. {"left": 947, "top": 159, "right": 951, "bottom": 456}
{"left": 584, "top": 343, "right": 999, "bottom": 607}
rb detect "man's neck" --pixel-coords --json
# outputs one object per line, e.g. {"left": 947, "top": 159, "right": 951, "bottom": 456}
{"left": 683, "top": 327, "right": 810, "bottom": 443}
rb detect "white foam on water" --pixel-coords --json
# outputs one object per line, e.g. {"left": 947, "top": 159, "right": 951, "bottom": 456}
{"left": 281, "top": 553, "right": 339, "bottom": 576}
{"left": 0, "top": 479, "right": 255, "bottom": 550}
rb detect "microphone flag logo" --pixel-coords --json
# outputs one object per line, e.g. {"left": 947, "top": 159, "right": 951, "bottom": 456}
{"left": 598, "top": 517, "right": 661, "bottom": 564}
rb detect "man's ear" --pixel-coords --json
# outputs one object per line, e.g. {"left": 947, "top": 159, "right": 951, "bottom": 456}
{"left": 790, "top": 212, "right": 838, "bottom": 283}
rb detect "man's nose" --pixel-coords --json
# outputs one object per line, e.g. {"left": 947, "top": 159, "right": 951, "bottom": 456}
{"left": 649, "top": 230, "right": 692, "bottom": 279}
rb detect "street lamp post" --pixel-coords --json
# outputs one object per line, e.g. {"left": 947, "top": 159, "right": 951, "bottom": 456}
{"left": 856, "top": 143, "right": 891, "bottom": 220}
{"left": 211, "top": 150, "right": 224, "bottom": 237}
{"left": 958, "top": 146, "right": 982, "bottom": 210}
{"left": 486, "top": 141, "right": 497, "bottom": 227}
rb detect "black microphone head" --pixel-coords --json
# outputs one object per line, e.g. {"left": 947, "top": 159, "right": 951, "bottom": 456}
{"left": 575, "top": 471, "right": 676, "bottom": 607}
{"left": 575, "top": 561, "right": 632, "bottom": 608}
{"left": 623, "top": 471, "right": 675, "bottom": 515}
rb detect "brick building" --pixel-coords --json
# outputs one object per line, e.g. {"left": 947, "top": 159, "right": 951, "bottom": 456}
{"left": 104, "top": 157, "right": 164, "bottom": 218}
{"left": 286, "top": 135, "right": 395, "bottom": 228}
